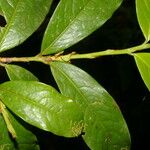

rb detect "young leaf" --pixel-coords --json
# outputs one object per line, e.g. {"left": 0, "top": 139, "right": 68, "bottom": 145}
{"left": 134, "top": 53, "right": 150, "bottom": 91}
{"left": 136, "top": 0, "right": 150, "bottom": 41}
{"left": 5, "top": 64, "right": 38, "bottom": 81}
{"left": 41, "top": 0, "right": 123, "bottom": 55}
{"left": 0, "top": 0, "right": 53, "bottom": 52}
{"left": 51, "top": 62, "right": 131, "bottom": 150}
{"left": 0, "top": 108, "right": 39, "bottom": 150}
{"left": 0, "top": 81, "right": 84, "bottom": 137}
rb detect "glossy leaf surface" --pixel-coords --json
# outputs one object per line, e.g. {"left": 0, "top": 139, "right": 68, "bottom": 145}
{"left": 134, "top": 53, "right": 150, "bottom": 91}
{"left": 0, "top": 0, "right": 53, "bottom": 52}
{"left": 0, "top": 110, "right": 39, "bottom": 150}
{"left": 0, "top": 81, "right": 83, "bottom": 137}
{"left": 136, "top": 0, "right": 150, "bottom": 41}
{"left": 1, "top": 65, "right": 39, "bottom": 149}
{"left": 51, "top": 62, "right": 107, "bottom": 107}
{"left": 41, "top": 0, "right": 122, "bottom": 54}
{"left": 51, "top": 62, "right": 131, "bottom": 150}
{"left": 5, "top": 64, "right": 38, "bottom": 81}
{"left": 83, "top": 103, "right": 130, "bottom": 150}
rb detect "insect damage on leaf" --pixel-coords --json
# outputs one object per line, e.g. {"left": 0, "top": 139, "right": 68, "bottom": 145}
{"left": 71, "top": 121, "right": 84, "bottom": 136}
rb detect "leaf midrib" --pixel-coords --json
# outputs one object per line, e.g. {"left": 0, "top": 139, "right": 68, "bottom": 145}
{"left": 0, "top": 87, "right": 54, "bottom": 115}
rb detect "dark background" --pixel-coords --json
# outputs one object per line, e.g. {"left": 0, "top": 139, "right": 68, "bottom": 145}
{"left": 0, "top": 0, "right": 150, "bottom": 149}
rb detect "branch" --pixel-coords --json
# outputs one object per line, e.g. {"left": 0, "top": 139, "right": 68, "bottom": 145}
{"left": 0, "top": 43, "right": 150, "bottom": 64}
{"left": 0, "top": 55, "right": 57, "bottom": 64}
{"left": 62, "top": 43, "right": 150, "bottom": 60}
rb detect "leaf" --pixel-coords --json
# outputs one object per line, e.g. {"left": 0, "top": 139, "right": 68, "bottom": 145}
{"left": 41, "top": 0, "right": 123, "bottom": 55}
{"left": 0, "top": 6, "right": 3, "bottom": 16}
{"left": 51, "top": 62, "right": 106, "bottom": 108}
{"left": 0, "top": 81, "right": 84, "bottom": 137}
{"left": 134, "top": 53, "right": 150, "bottom": 91}
{"left": 136, "top": 0, "right": 150, "bottom": 41}
{"left": 51, "top": 62, "right": 131, "bottom": 150}
{"left": 83, "top": 103, "right": 130, "bottom": 150}
{"left": 0, "top": 101, "right": 17, "bottom": 138}
{"left": 5, "top": 64, "right": 38, "bottom": 81}
{"left": 0, "top": 112, "right": 15, "bottom": 150}
{"left": 0, "top": 109, "right": 39, "bottom": 150}
{"left": 1, "top": 65, "right": 39, "bottom": 149}
{"left": 0, "top": 0, "right": 53, "bottom": 53}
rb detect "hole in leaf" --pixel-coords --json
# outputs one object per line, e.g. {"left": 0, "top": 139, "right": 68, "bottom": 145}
{"left": 81, "top": 131, "right": 85, "bottom": 136}
{"left": 0, "top": 15, "right": 6, "bottom": 27}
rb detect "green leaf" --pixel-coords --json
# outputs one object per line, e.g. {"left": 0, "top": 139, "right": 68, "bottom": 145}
{"left": 0, "top": 81, "right": 83, "bottom": 137}
{"left": 0, "top": 115, "right": 15, "bottom": 150}
{"left": 83, "top": 103, "right": 130, "bottom": 150}
{"left": 0, "top": 109, "right": 39, "bottom": 150}
{"left": 0, "top": 0, "right": 53, "bottom": 52}
{"left": 51, "top": 62, "right": 131, "bottom": 150}
{"left": 0, "top": 6, "right": 3, "bottom": 16}
{"left": 134, "top": 53, "right": 150, "bottom": 91}
{"left": 0, "top": 101, "right": 17, "bottom": 139}
{"left": 5, "top": 64, "right": 38, "bottom": 81}
{"left": 136, "top": 0, "right": 150, "bottom": 41}
{"left": 51, "top": 62, "right": 106, "bottom": 108}
{"left": 41, "top": 0, "right": 123, "bottom": 55}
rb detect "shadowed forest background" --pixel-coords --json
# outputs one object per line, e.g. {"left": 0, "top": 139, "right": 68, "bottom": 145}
{"left": 0, "top": 0, "right": 149, "bottom": 149}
